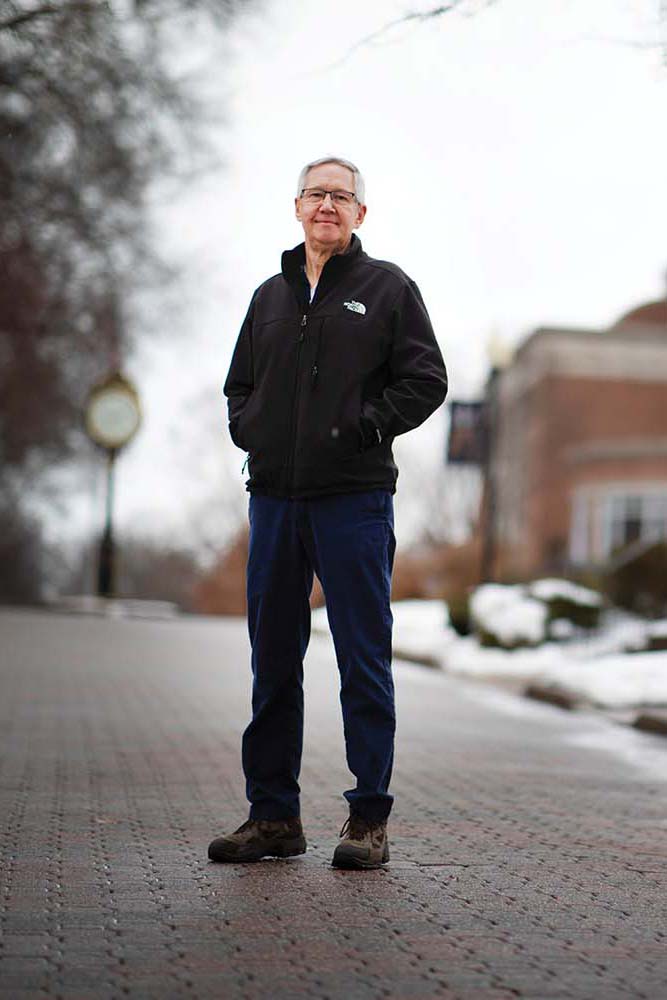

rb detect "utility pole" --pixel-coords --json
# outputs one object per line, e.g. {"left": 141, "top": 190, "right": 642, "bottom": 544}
{"left": 479, "top": 368, "right": 499, "bottom": 583}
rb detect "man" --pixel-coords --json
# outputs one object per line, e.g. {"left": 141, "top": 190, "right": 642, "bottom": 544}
{"left": 208, "top": 156, "right": 447, "bottom": 869}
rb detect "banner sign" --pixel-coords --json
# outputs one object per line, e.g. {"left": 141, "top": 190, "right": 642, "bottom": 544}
{"left": 446, "top": 401, "right": 486, "bottom": 465}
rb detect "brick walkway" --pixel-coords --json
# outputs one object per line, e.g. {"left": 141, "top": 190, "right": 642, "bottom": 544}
{"left": 1, "top": 608, "right": 666, "bottom": 999}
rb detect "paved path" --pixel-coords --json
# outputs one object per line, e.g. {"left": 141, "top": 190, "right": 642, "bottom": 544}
{"left": 1, "top": 608, "right": 666, "bottom": 999}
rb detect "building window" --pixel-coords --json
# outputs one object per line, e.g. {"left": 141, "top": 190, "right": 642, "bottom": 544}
{"left": 609, "top": 495, "right": 642, "bottom": 551}
{"left": 570, "top": 485, "right": 667, "bottom": 564}
{"left": 606, "top": 493, "right": 667, "bottom": 556}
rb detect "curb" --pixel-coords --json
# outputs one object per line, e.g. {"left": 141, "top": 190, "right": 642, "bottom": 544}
{"left": 522, "top": 684, "right": 667, "bottom": 740}
{"left": 392, "top": 646, "right": 441, "bottom": 669}
{"left": 633, "top": 711, "right": 667, "bottom": 736}
{"left": 50, "top": 596, "right": 179, "bottom": 620}
{"left": 523, "top": 682, "right": 581, "bottom": 711}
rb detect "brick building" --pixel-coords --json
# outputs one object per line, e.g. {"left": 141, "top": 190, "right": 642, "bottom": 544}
{"left": 490, "top": 295, "right": 667, "bottom": 579}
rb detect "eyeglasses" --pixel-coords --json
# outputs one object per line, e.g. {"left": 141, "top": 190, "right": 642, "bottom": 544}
{"left": 300, "top": 187, "right": 357, "bottom": 206}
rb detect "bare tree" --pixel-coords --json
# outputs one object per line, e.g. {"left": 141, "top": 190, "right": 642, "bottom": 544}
{"left": 0, "top": 0, "right": 257, "bottom": 601}
{"left": 323, "top": 0, "right": 500, "bottom": 69}
{"left": 336, "top": 1, "right": 667, "bottom": 69}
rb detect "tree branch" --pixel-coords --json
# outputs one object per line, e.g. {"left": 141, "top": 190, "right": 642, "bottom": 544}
{"left": 321, "top": 1, "right": 500, "bottom": 72}
{"left": 0, "top": 2, "right": 104, "bottom": 34}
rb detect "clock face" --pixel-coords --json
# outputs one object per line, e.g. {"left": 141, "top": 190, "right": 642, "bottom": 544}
{"left": 87, "top": 388, "right": 141, "bottom": 449}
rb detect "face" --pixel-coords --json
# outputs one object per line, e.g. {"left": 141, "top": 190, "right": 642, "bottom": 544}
{"left": 295, "top": 162, "right": 366, "bottom": 252}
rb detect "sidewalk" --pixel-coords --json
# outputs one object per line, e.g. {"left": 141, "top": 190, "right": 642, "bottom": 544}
{"left": 1, "top": 608, "right": 666, "bottom": 999}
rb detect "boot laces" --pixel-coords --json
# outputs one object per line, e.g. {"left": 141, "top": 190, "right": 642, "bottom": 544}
{"left": 235, "top": 817, "right": 297, "bottom": 835}
{"left": 234, "top": 818, "right": 258, "bottom": 835}
{"left": 339, "top": 815, "right": 377, "bottom": 840}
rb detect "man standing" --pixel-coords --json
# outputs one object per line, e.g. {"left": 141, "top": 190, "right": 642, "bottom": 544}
{"left": 208, "top": 156, "right": 447, "bottom": 869}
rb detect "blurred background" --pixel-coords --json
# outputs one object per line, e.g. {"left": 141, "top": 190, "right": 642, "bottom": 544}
{"left": 2, "top": 0, "right": 666, "bottom": 618}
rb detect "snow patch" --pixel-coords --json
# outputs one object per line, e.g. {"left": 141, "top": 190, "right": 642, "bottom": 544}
{"left": 316, "top": 598, "right": 667, "bottom": 710}
{"left": 527, "top": 578, "right": 603, "bottom": 607}
{"left": 537, "top": 652, "right": 667, "bottom": 709}
{"left": 469, "top": 584, "right": 547, "bottom": 646}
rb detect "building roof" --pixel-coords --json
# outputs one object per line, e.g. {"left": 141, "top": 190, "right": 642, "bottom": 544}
{"left": 612, "top": 299, "right": 667, "bottom": 329}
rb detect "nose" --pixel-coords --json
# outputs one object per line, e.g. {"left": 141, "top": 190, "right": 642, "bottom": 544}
{"left": 319, "top": 192, "right": 336, "bottom": 209}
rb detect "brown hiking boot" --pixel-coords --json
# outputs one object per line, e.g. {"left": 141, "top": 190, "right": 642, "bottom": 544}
{"left": 208, "top": 817, "right": 306, "bottom": 863}
{"left": 331, "top": 814, "right": 389, "bottom": 869}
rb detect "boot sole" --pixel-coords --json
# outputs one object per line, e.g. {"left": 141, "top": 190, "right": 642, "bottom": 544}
{"left": 331, "top": 845, "right": 389, "bottom": 870}
{"left": 208, "top": 837, "right": 307, "bottom": 863}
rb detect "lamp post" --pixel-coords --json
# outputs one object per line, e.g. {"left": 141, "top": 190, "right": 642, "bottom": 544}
{"left": 85, "top": 372, "right": 142, "bottom": 598}
{"left": 480, "top": 335, "right": 512, "bottom": 583}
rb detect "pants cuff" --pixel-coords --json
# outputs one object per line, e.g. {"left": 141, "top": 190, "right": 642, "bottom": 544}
{"left": 249, "top": 805, "right": 300, "bottom": 821}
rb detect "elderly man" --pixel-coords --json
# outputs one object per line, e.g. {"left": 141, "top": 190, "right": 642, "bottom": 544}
{"left": 209, "top": 156, "right": 447, "bottom": 869}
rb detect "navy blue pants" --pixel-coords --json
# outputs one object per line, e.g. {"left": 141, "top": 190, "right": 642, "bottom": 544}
{"left": 243, "top": 490, "right": 396, "bottom": 823}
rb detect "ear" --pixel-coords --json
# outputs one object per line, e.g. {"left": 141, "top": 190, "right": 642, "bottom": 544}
{"left": 354, "top": 204, "right": 367, "bottom": 229}
{"left": 295, "top": 196, "right": 302, "bottom": 222}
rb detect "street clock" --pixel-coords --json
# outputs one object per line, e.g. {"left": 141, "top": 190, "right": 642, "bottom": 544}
{"left": 85, "top": 372, "right": 141, "bottom": 451}
{"left": 84, "top": 370, "right": 142, "bottom": 598}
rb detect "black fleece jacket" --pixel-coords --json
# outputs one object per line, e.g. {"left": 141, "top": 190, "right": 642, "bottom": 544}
{"left": 223, "top": 235, "right": 448, "bottom": 498}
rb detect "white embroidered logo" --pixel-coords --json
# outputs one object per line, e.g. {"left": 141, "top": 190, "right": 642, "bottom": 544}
{"left": 344, "top": 300, "right": 366, "bottom": 315}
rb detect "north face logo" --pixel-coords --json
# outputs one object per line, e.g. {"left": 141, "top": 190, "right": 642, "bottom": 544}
{"left": 344, "top": 300, "right": 366, "bottom": 315}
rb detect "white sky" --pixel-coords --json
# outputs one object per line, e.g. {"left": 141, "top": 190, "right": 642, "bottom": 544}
{"left": 66, "top": 0, "right": 667, "bottom": 557}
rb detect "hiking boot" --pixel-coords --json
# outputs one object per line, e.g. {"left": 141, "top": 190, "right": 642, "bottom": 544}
{"left": 331, "top": 814, "right": 389, "bottom": 869}
{"left": 208, "top": 817, "right": 306, "bottom": 863}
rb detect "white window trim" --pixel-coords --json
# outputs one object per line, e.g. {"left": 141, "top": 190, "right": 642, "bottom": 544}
{"left": 569, "top": 481, "right": 667, "bottom": 564}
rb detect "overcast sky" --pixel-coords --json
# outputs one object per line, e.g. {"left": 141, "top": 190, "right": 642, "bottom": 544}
{"left": 66, "top": 0, "right": 667, "bottom": 555}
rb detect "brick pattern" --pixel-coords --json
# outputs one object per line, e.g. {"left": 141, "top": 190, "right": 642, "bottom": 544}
{"left": 1, "top": 609, "right": 666, "bottom": 999}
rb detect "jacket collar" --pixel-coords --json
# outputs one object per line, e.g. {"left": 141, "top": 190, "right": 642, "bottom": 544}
{"left": 281, "top": 233, "right": 363, "bottom": 288}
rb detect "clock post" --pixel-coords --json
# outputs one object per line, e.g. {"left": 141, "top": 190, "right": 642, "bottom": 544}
{"left": 98, "top": 447, "right": 117, "bottom": 598}
{"left": 84, "top": 372, "right": 142, "bottom": 599}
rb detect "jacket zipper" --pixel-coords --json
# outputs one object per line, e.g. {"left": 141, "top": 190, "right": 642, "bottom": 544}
{"left": 286, "top": 313, "right": 307, "bottom": 494}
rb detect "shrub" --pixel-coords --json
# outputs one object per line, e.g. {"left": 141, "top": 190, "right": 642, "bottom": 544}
{"left": 527, "top": 579, "right": 602, "bottom": 631}
{"left": 467, "top": 578, "right": 603, "bottom": 649}
{"left": 447, "top": 594, "right": 471, "bottom": 636}
{"left": 604, "top": 542, "right": 667, "bottom": 619}
{"left": 469, "top": 584, "right": 547, "bottom": 649}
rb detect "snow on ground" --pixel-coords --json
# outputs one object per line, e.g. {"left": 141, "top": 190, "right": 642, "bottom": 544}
{"left": 468, "top": 579, "right": 603, "bottom": 648}
{"left": 313, "top": 597, "right": 667, "bottom": 709}
{"left": 448, "top": 611, "right": 667, "bottom": 709}
{"left": 469, "top": 584, "right": 547, "bottom": 646}
{"left": 534, "top": 652, "right": 667, "bottom": 709}
{"left": 527, "top": 578, "right": 602, "bottom": 607}
{"left": 387, "top": 599, "right": 450, "bottom": 662}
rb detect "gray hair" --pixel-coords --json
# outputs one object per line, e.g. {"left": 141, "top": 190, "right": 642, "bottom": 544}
{"left": 296, "top": 156, "right": 366, "bottom": 205}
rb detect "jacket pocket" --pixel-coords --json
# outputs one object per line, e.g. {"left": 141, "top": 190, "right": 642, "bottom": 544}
{"left": 291, "top": 394, "right": 362, "bottom": 491}
{"left": 230, "top": 417, "right": 246, "bottom": 451}
{"left": 234, "top": 394, "right": 261, "bottom": 452}
{"left": 325, "top": 399, "right": 365, "bottom": 462}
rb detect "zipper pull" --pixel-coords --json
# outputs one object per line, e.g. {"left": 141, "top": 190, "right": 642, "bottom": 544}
{"left": 299, "top": 314, "right": 307, "bottom": 342}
